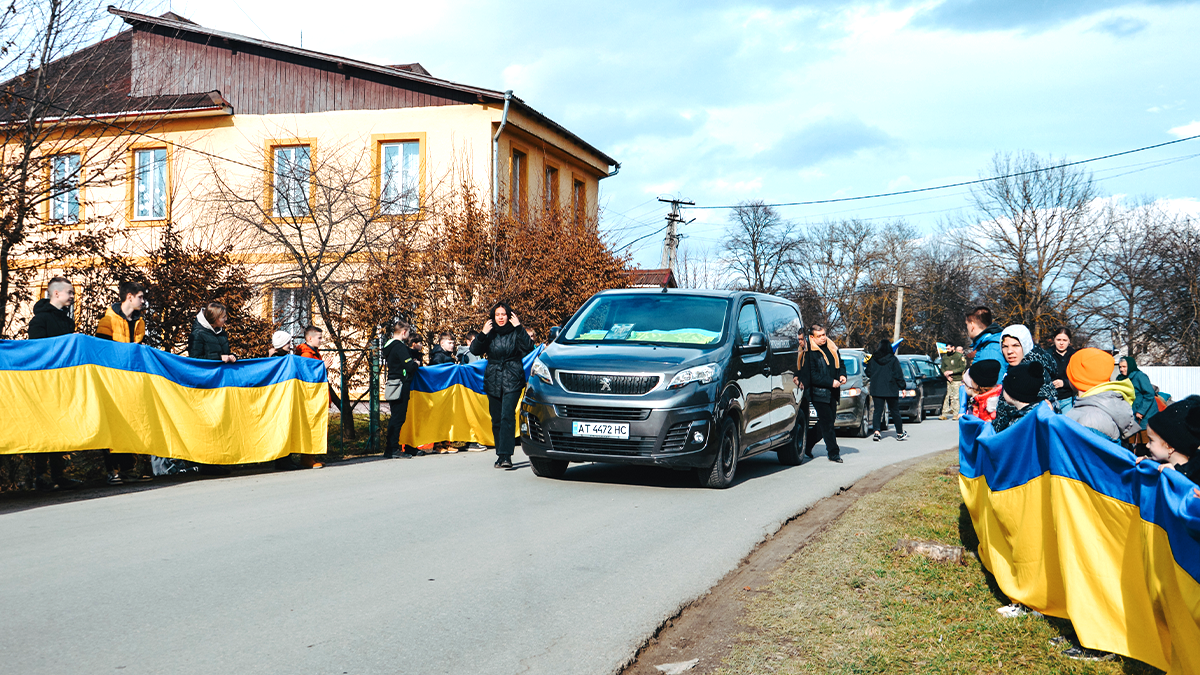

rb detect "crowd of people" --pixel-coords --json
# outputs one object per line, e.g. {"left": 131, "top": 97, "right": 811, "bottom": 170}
{"left": 13, "top": 275, "right": 542, "bottom": 491}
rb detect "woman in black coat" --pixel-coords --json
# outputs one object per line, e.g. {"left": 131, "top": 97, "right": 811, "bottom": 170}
{"left": 190, "top": 302, "right": 236, "bottom": 363}
{"left": 865, "top": 339, "right": 906, "bottom": 441}
{"left": 470, "top": 302, "right": 536, "bottom": 469}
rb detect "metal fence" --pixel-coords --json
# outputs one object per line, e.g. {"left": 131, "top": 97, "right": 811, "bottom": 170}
{"left": 1141, "top": 366, "right": 1200, "bottom": 400}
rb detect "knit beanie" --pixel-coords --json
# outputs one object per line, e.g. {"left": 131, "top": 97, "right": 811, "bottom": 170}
{"left": 271, "top": 330, "right": 293, "bottom": 350}
{"left": 966, "top": 359, "right": 1001, "bottom": 389}
{"left": 1066, "top": 348, "right": 1114, "bottom": 394}
{"left": 1003, "top": 362, "right": 1045, "bottom": 404}
{"left": 1148, "top": 396, "right": 1200, "bottom": 456}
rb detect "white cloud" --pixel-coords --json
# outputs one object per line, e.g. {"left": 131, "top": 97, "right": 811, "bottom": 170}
{"left": 1169, "top": 121, "right": 1200, "bottom": 137}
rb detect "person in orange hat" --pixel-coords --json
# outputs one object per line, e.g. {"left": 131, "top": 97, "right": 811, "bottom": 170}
{"left": 1064, "top": 348, "right": 1139, "bottom": 445}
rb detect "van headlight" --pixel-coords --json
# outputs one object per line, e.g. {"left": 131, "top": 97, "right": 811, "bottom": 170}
{"left": 668, "top": 364, "right": 717, "bottom": 389}
{"left": 840, "top": 387, "right": 861, "bottom": 398}
{"left": 531, "top": 358, "right": 553, "bottom": 385}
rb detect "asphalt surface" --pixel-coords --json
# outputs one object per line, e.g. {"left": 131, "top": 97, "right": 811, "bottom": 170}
{"left": 0, "top": 420, "right": 959, "bottom": 675}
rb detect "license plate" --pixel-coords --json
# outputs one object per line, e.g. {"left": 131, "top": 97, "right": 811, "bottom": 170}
{"left": 571, "top": 421, "right": 630, "bottom": 439}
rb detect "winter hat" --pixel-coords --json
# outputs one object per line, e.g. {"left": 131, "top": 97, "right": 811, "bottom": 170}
{"left": 1000, "top": 324, "right": 1033, "bottom": 357}
{"left": 271, "top": 330, "right": 293, "bottom": 350}
{"left": 966, "top": 359, "right": 1001, "bottom": 389}
{"left": 1147, "top": 396, "right": 1200, "bottom": 455}
{"left": 1066, "top": 348, "right": 1115, "bottom": 394}
{"left": 1003, "top": 362, "right": 1045, "bottom": 404}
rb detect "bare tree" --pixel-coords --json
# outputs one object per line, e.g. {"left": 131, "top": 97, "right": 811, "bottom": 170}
{"left": 1144, "top": 217, "right": 1200, "bottom": 365}
{"left": 0, "top": 1, "right": 138, "bottom": 336}
{"left": 722, "top": 200, "right": 797, "bottom": 294}
{"left": 676, "top": 242, "right": 728, "bottom": 290}
{"left": 957, "top": 151, "right": 1114, "bottom": 341}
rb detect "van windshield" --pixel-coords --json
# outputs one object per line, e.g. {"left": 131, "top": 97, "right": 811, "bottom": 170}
{"left": 563, "top": 294, "right": 729, "bottom": 346}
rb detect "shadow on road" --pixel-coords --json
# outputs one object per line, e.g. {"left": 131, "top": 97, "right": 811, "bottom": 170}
{"left": 552, "top": 452, "right": 806, "bottom": 490}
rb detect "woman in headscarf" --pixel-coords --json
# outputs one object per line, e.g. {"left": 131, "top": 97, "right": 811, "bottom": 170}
{"left": 865, "top": 339, "right": 907, "bottom": 442}
{"left": 993, "top": 324, "right": 1059, "bottom": 429}
{"left": 1118, "top": 354, "right": 1158, "bottom": 430}
{"left": 470, "top": 302, "right": 536, "bottom": 469}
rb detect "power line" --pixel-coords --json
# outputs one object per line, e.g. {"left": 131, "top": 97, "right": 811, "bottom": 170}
{"left": 688, "top": 133, "right": 1200, "bottom": 210}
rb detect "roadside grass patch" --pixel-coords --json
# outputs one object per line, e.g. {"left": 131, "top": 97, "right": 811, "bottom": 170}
{"left": 712, "top": 450, "right": 1163, "bottom": 675}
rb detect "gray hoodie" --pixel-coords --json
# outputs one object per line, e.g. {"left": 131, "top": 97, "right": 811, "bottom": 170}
{"left": 457, "top": 344, "right": 481, "bottom": 365}
{"left": 1066, "top": 391, "right": 1139, "bottom": 443}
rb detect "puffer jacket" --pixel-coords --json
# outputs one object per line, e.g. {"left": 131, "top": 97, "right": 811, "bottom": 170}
{"left": 1066, "top": 389, "right": 1139, "bottom": 443}
{"left": 471, "top": 327, "right": 535, "bottom": 396}
{"left": 189, "top": 311, "right": 231, "bottom": 360}
{"left": 971, "top": 324, "right": 1005, "bottom": 381}
{"left": 96, "top": 303, "right": 145, "bottom": 344}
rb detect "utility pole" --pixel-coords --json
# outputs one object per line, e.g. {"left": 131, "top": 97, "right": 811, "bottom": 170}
{"left": 892, "top": 286, "right": 904, "bottom": 344}
{"left": 658, "top": 197, "right": 694, "bottom": 277}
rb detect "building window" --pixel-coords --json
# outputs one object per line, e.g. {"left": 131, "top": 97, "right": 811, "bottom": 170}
{"left": 380, "top": 141, "right": 420, "bottom": 215}
{"left": 49, "top": 153, "right": 81, "bottom": 224}
{"left": 133, "top": 148, "right": 167, "bottom": 220}
{"left": 273, "top": 145, "right": 311, "bottom": 218}
{"left": 544, "top": 165, "right": 559, "bottom": 211}
{"left": 510, "top": 149, "right": 527, "bottom": 217}
{"left": 273, "top": 288, "right": 310, "bottom": 340}
{"left": 572, "top": 179, "right": 585, "bottom": 223}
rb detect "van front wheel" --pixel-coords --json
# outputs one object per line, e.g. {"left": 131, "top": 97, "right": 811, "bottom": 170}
{"left": 529, "top": 457, "right": 569, "bottom": 479}
{"left": 698, "top": 417, "right": 739, "bottom": 488}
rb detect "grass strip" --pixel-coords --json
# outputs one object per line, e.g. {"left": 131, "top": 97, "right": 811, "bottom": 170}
{"left": 713, "top": 449, "right": 1163, "bottom": 675}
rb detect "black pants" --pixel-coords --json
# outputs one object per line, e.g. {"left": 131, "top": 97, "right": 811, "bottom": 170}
{"left": 805, "top": 398, "right": 841, "bottom": 460}
{"left": 103, "top": 451, "right": 134, "bottom": 473}
{"left": 33, "top": 454, "right": 66, "bottom": 481}
{"left": 872, "top": 396, "right": 903, "bottom": 434}
{"left": 488, "top": 389, "right": 522, "bottom": 458}
{"left": 385, "top": 387, "right": 412, "bottom": 456}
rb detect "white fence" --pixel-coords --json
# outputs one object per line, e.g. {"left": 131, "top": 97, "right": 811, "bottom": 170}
{"left": 1140, "top": 367, "right": 1200, "bottom": 400}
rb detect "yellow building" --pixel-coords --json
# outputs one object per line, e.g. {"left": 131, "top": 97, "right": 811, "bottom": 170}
{"left": 7, "top": 8, "right": 618, "bottom": 337}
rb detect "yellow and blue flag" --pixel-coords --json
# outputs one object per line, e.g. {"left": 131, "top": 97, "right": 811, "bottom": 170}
{"left": 959, "top": 404, "right": 1200, "bottom": 673}
{"left": 0, "top": 334, "right": 328, "bottom": 464}
{"left": 397, "top": 349, "right": 540, "bottom": 447}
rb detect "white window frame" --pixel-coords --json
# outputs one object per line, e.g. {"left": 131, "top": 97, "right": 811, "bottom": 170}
{"left": 273, "top": 145, "right": 311, "bottom": 218}
{"left": 133, "top": 148, "right": 167, "bottom": 221}
{"left": 273, "top": 288, "right": 310, "bottom": 340}
{"left": 379, "top": 141, "right": 420, "bottom": 215}
{"left": 50, "top": 153, "right": 81, "bottom": 224}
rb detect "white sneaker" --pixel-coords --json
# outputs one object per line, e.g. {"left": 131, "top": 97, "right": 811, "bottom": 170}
{"left": 996, "top": 603, "right": 1042, "bottom": 618}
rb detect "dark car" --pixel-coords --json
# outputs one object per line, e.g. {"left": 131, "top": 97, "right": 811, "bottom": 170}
{"left": 896, "top": 354, "right": 948, "bottom": 422}
{"left": 519, "top": 289, "right": 806, "bottom": 488}
{"left": 809, "top": 348, "right": 871, "bottom": 437}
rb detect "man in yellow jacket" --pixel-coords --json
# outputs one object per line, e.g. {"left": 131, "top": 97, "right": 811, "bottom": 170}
{"left": 95, "top": 281, "right": 151, "bottom": 484}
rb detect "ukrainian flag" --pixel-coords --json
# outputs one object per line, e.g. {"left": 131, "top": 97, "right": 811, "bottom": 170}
{"left": 397, "top": 349, "right": 540, "bottom": 447}
{"left": 959, "top": 404, "right": 1200, "bottom": 673}
{"left": 0, "top": 334, "right": 327, "bottom": 464}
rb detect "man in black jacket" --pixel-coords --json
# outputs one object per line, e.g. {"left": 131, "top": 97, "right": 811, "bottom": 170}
{"left": 383, "top": 321, "right": 417, "bottom": 458}
{"left": 25, "top": 277, "right": 82, "bottom": 490}
{"left": 797, "top": 324, "right": 847, "bottom": 462}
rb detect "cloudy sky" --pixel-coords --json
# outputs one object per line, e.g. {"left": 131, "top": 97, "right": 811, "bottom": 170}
{"left": 163, "top": 0, "right": 1200, "bottom": 266}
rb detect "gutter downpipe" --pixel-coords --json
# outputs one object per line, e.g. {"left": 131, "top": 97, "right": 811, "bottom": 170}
{"left": 492, "top": 90, "right": 513, "bottom": 211}
{"left": 601, "top": 161, "right": 621, "bottom": 179}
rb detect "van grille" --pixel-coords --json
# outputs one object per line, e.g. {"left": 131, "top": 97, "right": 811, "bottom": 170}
{"left": 526, "top": 415, "right": 549, "bottom": 444}
{"left": 661, "top": 422, "right": 691, "bottom": 453}
{"left": 559, "top": 372, "right": 660, "bottom": 395}
{"left": 547, "top": 432, "right": 658, "bottom": 455}
{"left": 555, "top": 405, "right": 651, "bottom": 421}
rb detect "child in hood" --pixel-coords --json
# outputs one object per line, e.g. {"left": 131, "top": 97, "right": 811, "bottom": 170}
{"left": 1137, "top": 396, "right": 1200, "bottom": 487}
{"left": 964, "top": 360, "right": 1002, "bottom": 423}
{"left": 993, "top": 362, "right": 1047, "bottom": 432}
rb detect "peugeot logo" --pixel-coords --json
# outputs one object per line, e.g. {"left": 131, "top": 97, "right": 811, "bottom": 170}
{"left": 600, "top": 377, "right": 613, "bottom": 392}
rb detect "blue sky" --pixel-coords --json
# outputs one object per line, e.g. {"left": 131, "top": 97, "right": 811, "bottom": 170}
{"left": 163, "top": 0, "right": 1200, "bottom": 266}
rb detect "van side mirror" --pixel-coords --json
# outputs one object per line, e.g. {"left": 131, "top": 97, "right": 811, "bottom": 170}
{"left": 548, "top": 326, "right": 561, "bottom": 342}
{"left": 737, "top": 332, "right": 768, "bottom": 355}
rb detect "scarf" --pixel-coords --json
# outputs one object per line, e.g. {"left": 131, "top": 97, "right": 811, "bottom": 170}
{"left": 1117, "top": 354, "right": 1141, "bottom": 380}
{"left": 800, "top": 335, "right": 840, "bottom": 371}
{"left": 1082, "top": 379, "right": 1136, "bottom": 405}
{"left": 490, "top": 302, "right": 517, "bottom": 337}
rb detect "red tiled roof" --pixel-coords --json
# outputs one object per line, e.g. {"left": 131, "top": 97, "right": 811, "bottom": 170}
{"left": 628, "top": 268, "right": 678, "bottom": 288}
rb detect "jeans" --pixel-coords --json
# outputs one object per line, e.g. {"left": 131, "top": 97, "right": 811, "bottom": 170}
{"left": 488, "top": 389, "right": 523, "bottom": 458}
{"left": 805, "top": 400, "right": 841, "bottom": 459}
{"left": 872, "top": 396, "right": 903, "bottom": 435}
{"left": 385, "top": 387, "right": 412, "bottom": 456}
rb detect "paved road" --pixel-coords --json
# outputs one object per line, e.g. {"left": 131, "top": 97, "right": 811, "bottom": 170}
{"left": 0, "top": 420, "right": 959, "bottom": 674}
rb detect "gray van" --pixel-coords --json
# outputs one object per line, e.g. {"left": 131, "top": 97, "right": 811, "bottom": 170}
{"left": 519, "top": 289, "right": 806, "bottom": 488}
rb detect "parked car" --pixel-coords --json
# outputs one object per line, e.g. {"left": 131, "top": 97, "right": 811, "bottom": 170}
{"left": 896, "top": 354, "right": 948, "bottom": 422}
{"left": 519, "top": 289, "right": 806, "bottom": 488}
{"left": 809, "top": 348, "right": 871, "bottom": 437}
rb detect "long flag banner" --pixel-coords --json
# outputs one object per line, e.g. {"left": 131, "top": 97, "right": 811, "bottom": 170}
{"left": 397, "top": 348, "right": 540, "bottom": 447}
{"left": 959, "top": 404, "right": 1200, "bottom": 673}
{"left": 0, "top": 334, "right": 328, "bottom": 464}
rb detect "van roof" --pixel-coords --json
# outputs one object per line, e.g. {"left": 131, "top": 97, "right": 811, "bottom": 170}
{"left": 596, "top": 287, "right": 798, "bottom": 305}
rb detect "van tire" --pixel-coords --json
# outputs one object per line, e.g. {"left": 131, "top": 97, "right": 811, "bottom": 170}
{"left": 856, "top": 399, "right": 872, "bottom": 437}
{"left": 777, "top": 420, "right": 804, "bottom": 466}
{"left": 529, "top": 457, "right": 569, "bottom": 479}
{"left": 698, "top": 417, "right": 739, "bottom": 488}
{"left": 910, "top": 390, "right": 924, "bottom": 424}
